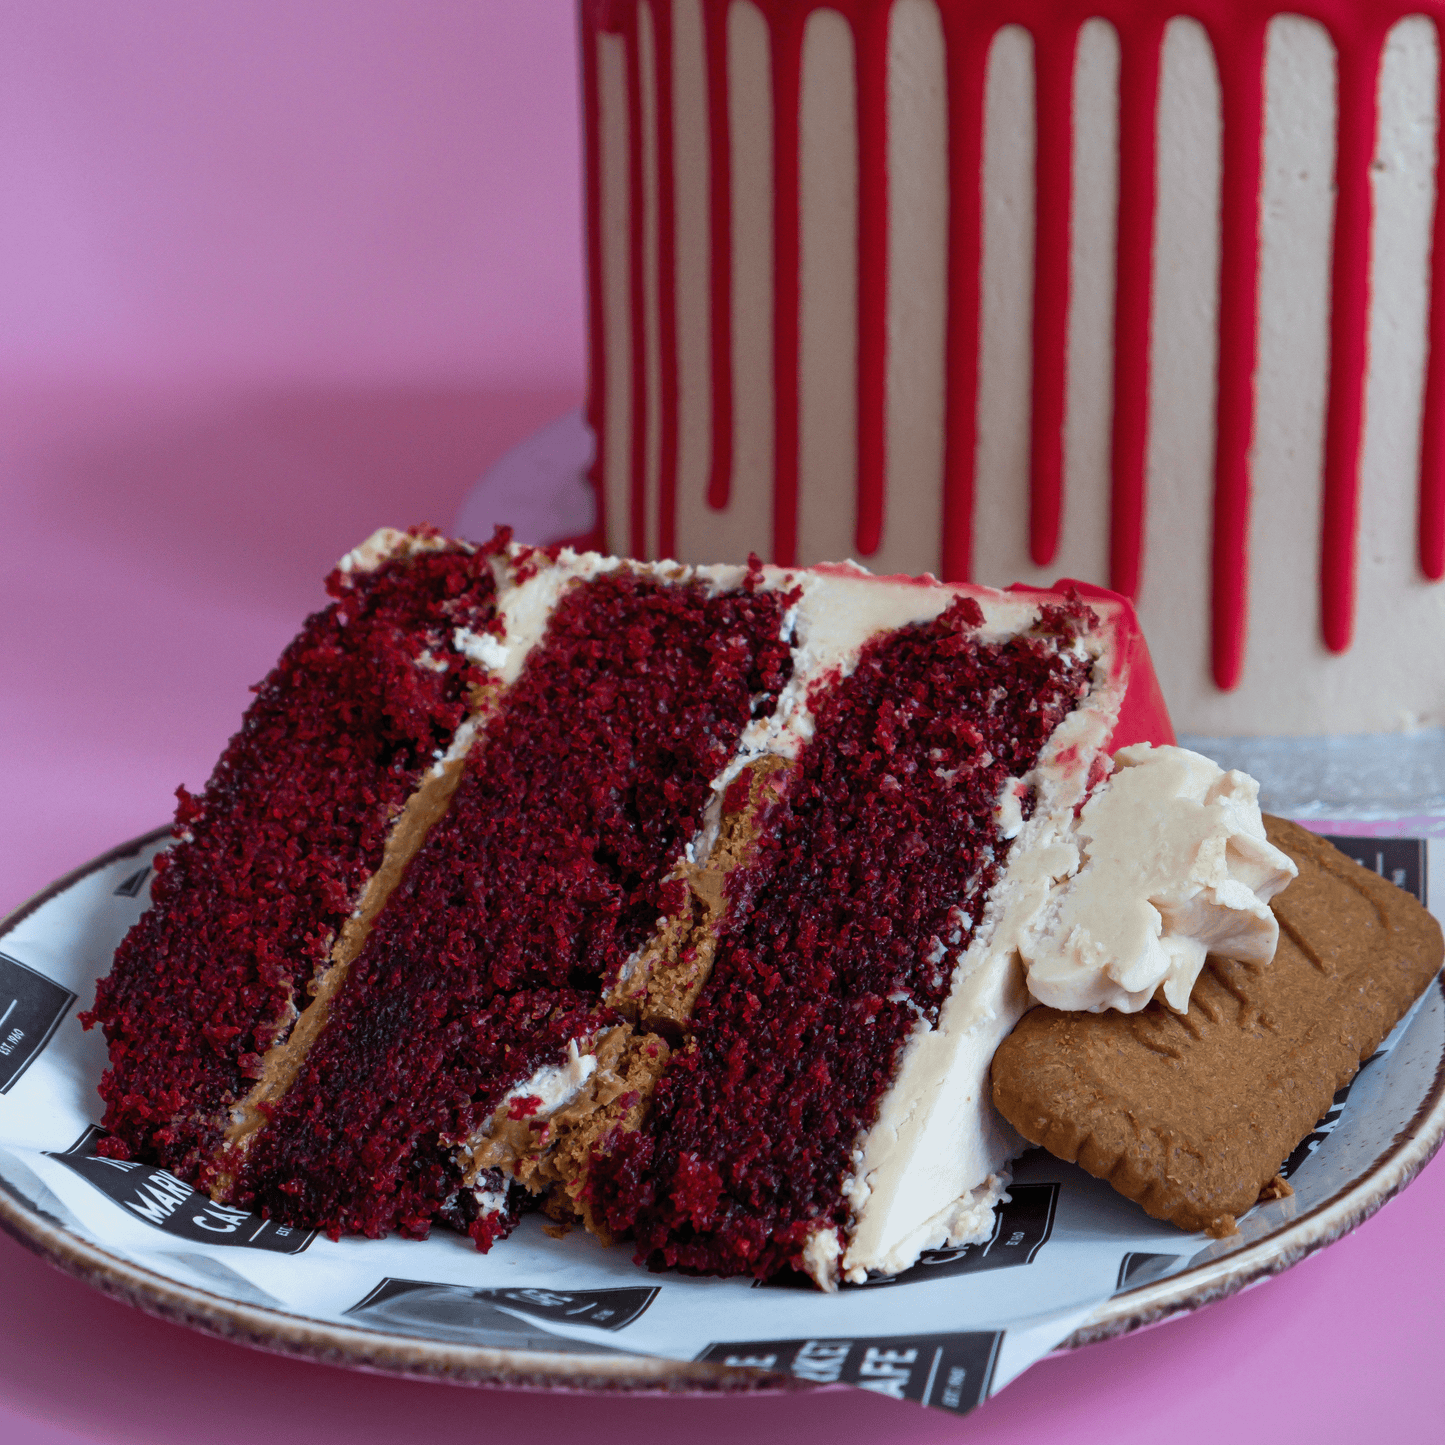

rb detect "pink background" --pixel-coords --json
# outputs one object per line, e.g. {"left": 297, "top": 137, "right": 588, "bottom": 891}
{"left": 0, "top": 3, "right": 1440, "bottom": 1440}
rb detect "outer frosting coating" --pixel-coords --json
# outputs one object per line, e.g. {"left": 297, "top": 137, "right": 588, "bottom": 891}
{"left": 1019, "top": 744, "right": 1297, "bottom": 1013}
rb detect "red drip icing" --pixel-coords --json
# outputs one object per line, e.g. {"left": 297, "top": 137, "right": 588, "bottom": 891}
{"left": 704, "top": 0, "right": 734, "bottom": 512}
{"left": 1033, "top": 577, "right": 1177, "bottom": 749}
{"left": 854, "top": 5, "right": 890, "bottom": 560}
{"left": 624, "top": 10, "right": 649, "bottom": 559}
{"left": 1320, "top": 19, "right": 1387, "bottom": 654}
{"left": 585, "top": 0, "right": 1445, "bottom": 690}
{"left": 939, "top": 9, "right": 989, "bottom": 584}
{"left": 1423, "top": 17, "right": 1445, "bottom": 581}
{"left": 1029, "top": 23, "right": 1079, "bottom": 569}
{"left": 591, "top": 0, "right": 628, "bottom": 32}
{"left": 653, "top": 1, "right": 681, "bottom": 559}
{"left": 1107, "top": 19, "right": 1163, "bottom": 605}
{"left": 579, "top": 9, "right": 610, "bottom": 554}
{"left": 769, "top": 8, "right": 806, "bottom": 567}
{"left": 1209, "top": 17, "right": 1267, "bottom": 691}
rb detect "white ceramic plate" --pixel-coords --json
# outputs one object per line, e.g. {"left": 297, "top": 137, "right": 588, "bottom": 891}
{"left": 1, "top": 831, "right": 1441, "bottom": 1395}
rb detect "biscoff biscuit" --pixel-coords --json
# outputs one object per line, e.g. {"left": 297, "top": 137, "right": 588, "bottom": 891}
{"left": 990, "top": 817, "right": 1443, "bottom": 1235}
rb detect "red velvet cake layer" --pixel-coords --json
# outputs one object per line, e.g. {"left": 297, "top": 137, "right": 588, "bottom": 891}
{"left": 83, "top": 534, "right": 498, "bottom": 1176}
{"left": 234, "top": 570, "right": 792, "bottom": 1241}
{"left": 585, "top": 598, "right": 1092, "bottom": 1278}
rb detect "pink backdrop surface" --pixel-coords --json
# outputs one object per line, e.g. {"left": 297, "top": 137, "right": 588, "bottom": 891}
{"left": 1, "top": 4, "right": 1440, "bottom": 1441}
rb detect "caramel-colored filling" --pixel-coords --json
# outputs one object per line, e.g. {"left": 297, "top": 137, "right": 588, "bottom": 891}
{"left": 207, "top": 688, "right": 495, "bottom": 1199}
{"left": 453, "top": 755, "right": 796, "bottom": 1222}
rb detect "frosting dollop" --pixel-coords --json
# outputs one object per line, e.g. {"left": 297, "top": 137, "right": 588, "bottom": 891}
{"left": 1018, "top": 744, "right": 1298, "bottom": 1013}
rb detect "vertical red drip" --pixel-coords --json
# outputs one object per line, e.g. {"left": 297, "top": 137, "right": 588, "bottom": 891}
{"left": 1209, "top": 18, "right": 1267, "bottom": 692}
{"left": 579, "top": 4, "right": 610, "bottom": 553}
{"left": 1028, "top": 21, "right": 1078, "bottom": 569}
{"left": 770, "top": 8, "right": 806, "bottom": 566}
{"left": 652, "top": 1, "right": 681, "bottom": 559}
{"left": 1421, "top": 15, "right": 1445, "bottom": 581}
{"left": 1320, "top": 22, "right": 1386, "bottom": 654}
{"left": 1107, "top": 18, "right": 1164, "bottom": 602}
{"left": 703, "top": 0, "right": 734, "bottom": 511}
{"left": 853, "top": 0, "right": 890, "bottom": 559}
{"left": 938, "top": 12, "right": 990, "bottom": 583}
{"left": 624, "top": 10, "right": 649, "bottom": 559}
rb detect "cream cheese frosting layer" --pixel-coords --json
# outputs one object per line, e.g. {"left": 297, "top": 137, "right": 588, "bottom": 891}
{"left": 831, "top": 605, "right": 1129, "bottom": 1286}
{"left": 588, "top": 3, "right": 1445, "bottom": 736}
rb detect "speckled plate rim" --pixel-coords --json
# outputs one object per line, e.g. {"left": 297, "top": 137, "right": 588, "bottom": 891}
{"left": 1, "top": 830, "right": 1442, "bottom": 1395}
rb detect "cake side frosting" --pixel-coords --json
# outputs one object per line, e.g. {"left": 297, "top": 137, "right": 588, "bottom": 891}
{"left": 833, "top": 598, "right": 1126, "bottom": 1284}
{"left": 582, "top": 0, "right": 1445, "bottom": 735}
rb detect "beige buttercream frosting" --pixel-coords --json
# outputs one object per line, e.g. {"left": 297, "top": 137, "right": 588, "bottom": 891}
{"left": 1019, "top": 744, "right": 1298, "bottom": 1014}
{"left": 334, "top": 525, "right": 459, "bottom": 575}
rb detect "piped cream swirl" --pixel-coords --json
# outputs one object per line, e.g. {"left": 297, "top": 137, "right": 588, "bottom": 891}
{"left": 1019, "top": 744, "right": 1298, "bottom": 1013}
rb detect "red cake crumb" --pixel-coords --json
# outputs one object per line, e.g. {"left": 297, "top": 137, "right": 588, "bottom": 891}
{"left": 234, "top": 570, "right": 792, "bottom": 1240}
{"left": 586, "top": 598, "right": 1091, "bottom": 1278}
{"left": 82, "top": 533, "right": 499, "bottom": 1177}
{"left": 86, "top": 535, "right": 1141, "bottom": 1281}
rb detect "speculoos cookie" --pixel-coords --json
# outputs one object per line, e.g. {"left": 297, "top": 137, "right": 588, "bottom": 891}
{"left": 990, "top": 816, "right": 1444, "bottom": 1236}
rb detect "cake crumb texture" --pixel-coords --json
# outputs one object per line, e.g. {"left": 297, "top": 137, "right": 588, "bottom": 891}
{"left": 81, "top": 532, "right": 498, "bottom": 1177}
{"left": 231, "top": 570, "right": 792, "bottom": 1241}
{"left": 586, "top": 597, "right": 1094, "bottom": 1278}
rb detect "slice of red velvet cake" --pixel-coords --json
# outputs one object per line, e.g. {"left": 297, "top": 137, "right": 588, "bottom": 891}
{"left": 584, "top": 590, "right": 1095, "bottom": 1283}
{"left": 87, "top": 530, "right": 1181, "bottom": 1286}
{"left": 84, "top": 528, "right": 502, "bottom": 1181}
{"left": 228, "top": 552, "right": 796, "bottom": 1248}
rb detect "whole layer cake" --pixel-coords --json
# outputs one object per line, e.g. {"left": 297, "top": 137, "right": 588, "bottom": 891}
{"left": 992, "top": 815, "right": 1444, "bottom": 1234}
{"left": 581, "top": 0, "right": 1445, "bottom": 735}
{"left": 87, "top": 524, "right": 1289, "bottom": 1287}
